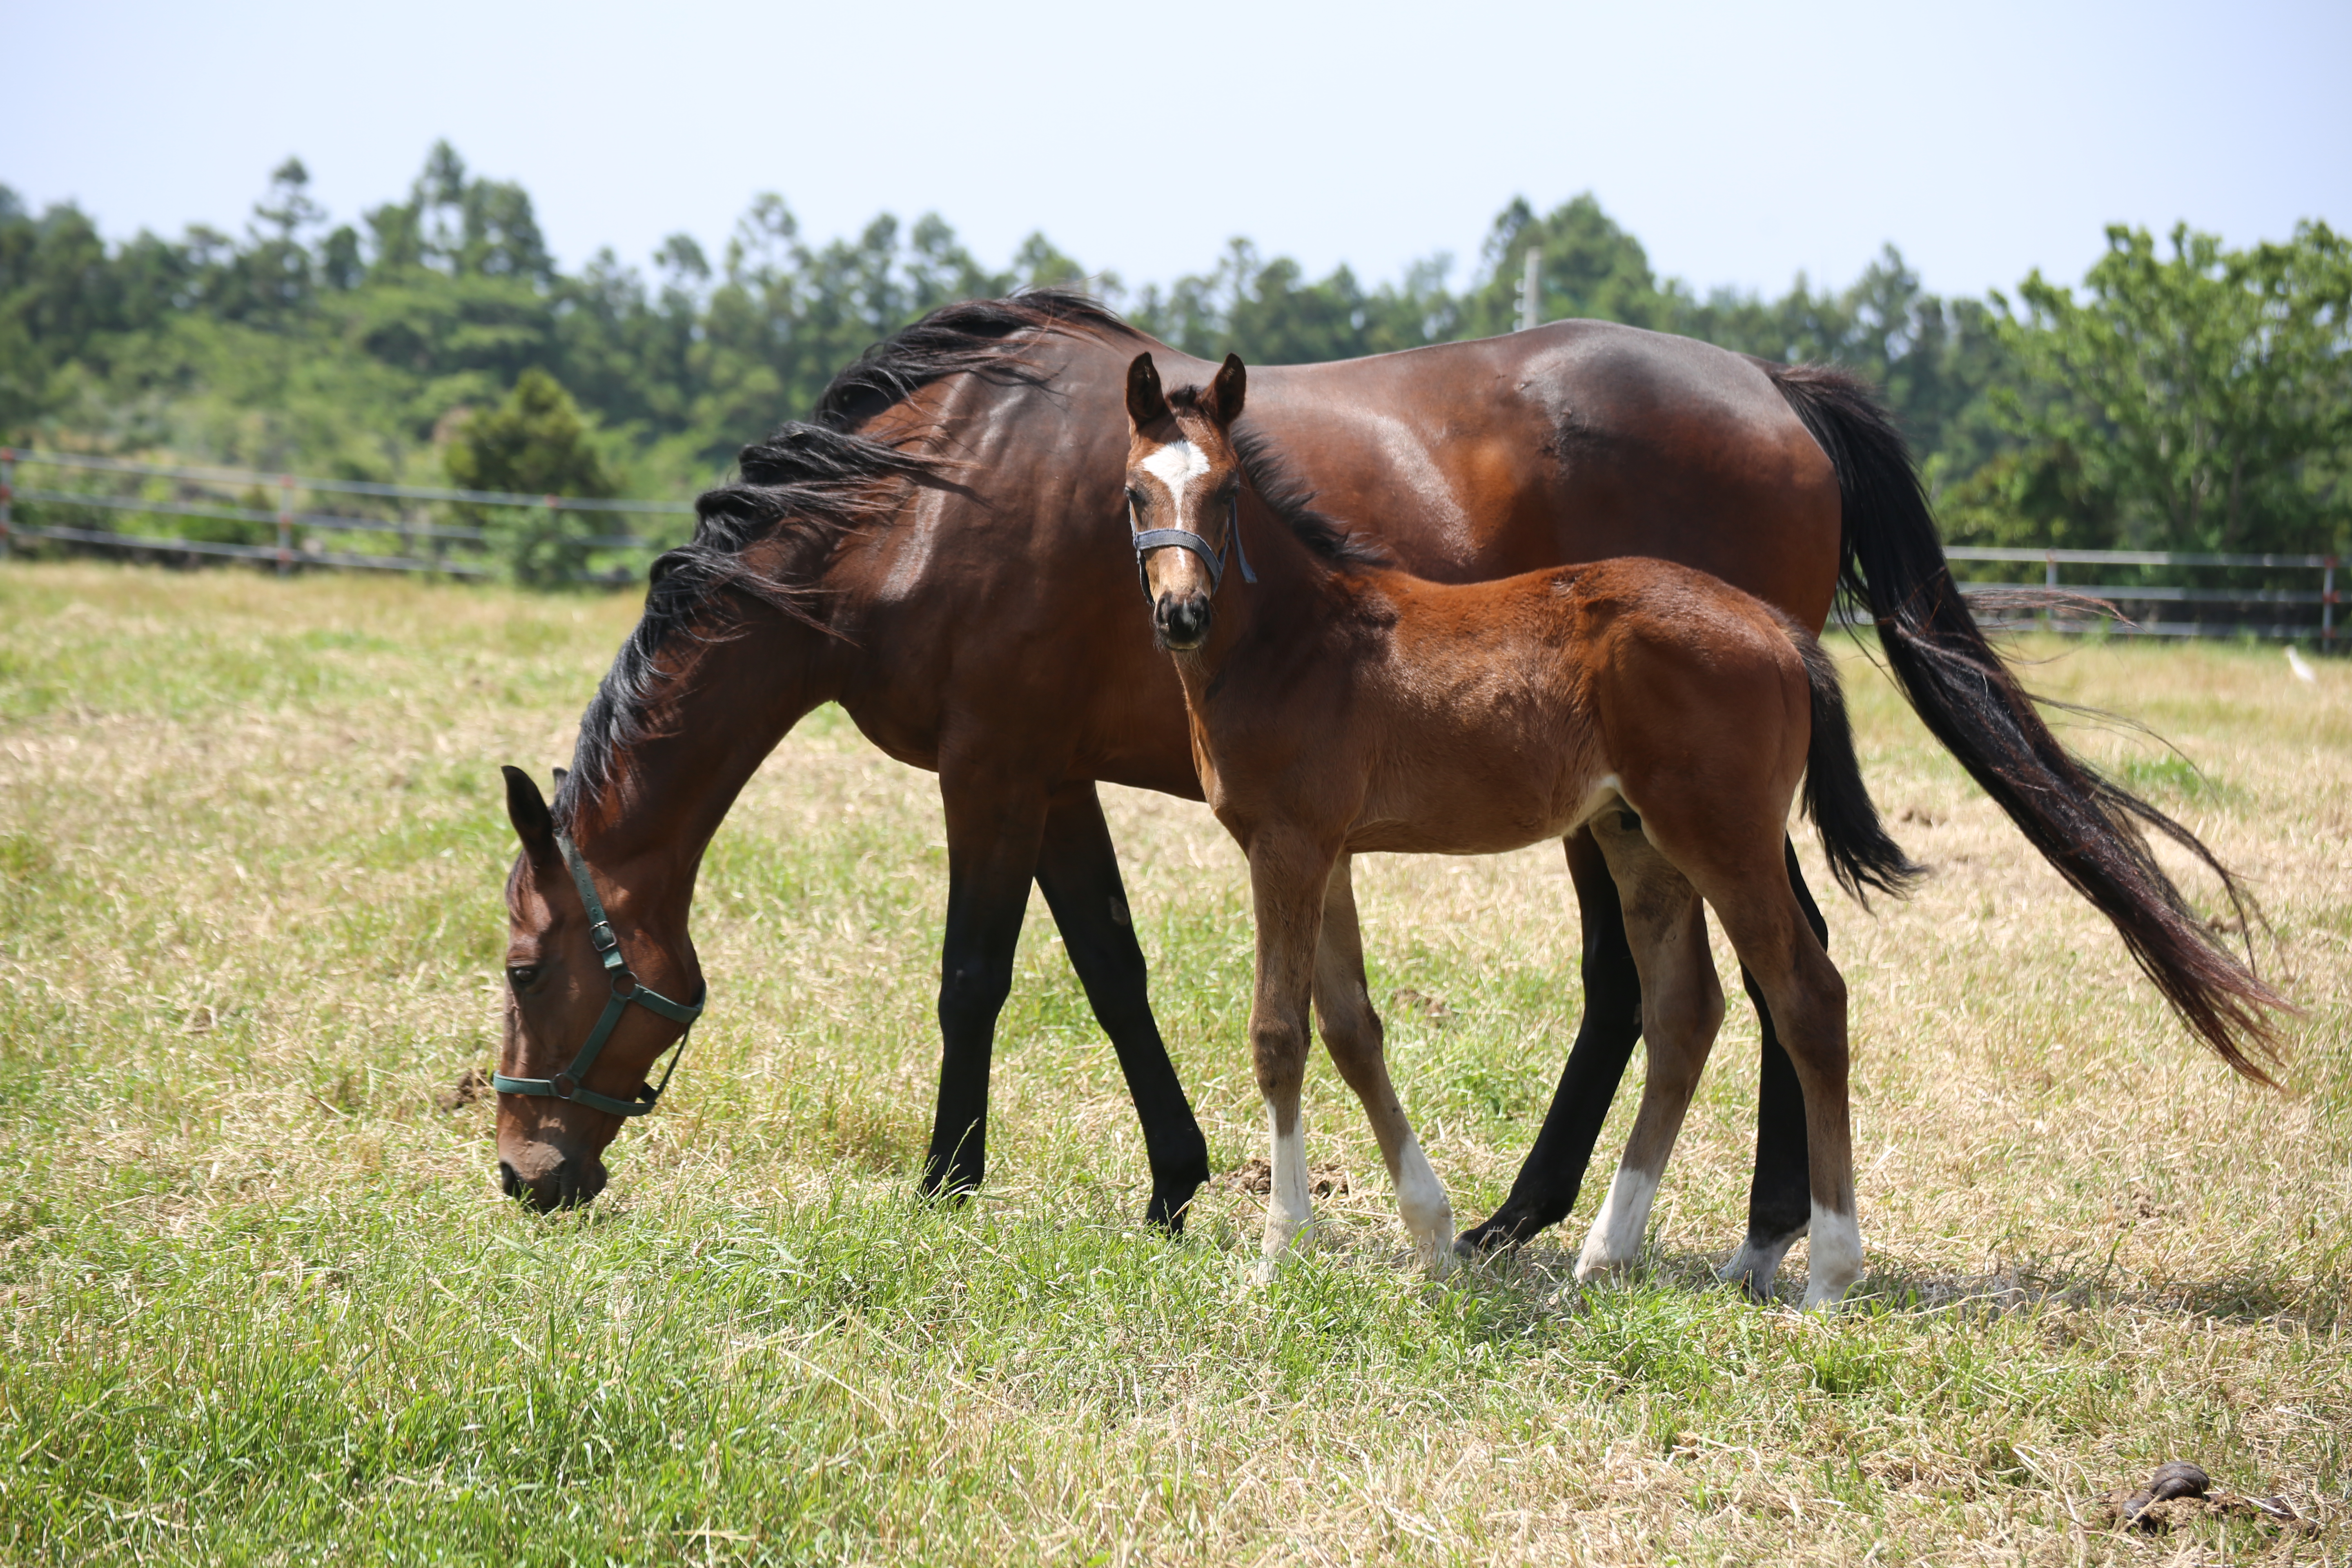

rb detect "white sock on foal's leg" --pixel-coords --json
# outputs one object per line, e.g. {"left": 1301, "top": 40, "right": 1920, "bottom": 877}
{"left": 1391, "top": 1133, "right": 1455, "bottom": 1277}
{"left": 1254, "top": 1103, "right": 1314, "bottom": 1284}
{"left": 1575, "top": 1164, "right": 1661, "bottom": 1281}
{"left": 1800, "top": 1201, "right": 1864, "bottom": 1310}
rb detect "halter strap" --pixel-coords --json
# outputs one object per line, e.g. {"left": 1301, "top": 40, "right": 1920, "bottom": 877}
{"left": 1132, "top": 493, "right": 1256, "bottom": 601}
{"left": 490, "top": 833, "right": 705, "bottom": 1118}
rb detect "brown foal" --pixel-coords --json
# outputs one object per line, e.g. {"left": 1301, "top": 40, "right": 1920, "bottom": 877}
{"left": 1124, "top": 353, "right": 1921, "bottom": 1305}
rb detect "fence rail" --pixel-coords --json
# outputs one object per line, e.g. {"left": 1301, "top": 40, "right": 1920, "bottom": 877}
{"left": 0, "top": 448, "right": 695, "bottom": 578}
{"left": 0, "top": 448, "right": 2340, "bottom": 642}
{"left": 1946, "top": 546, "right": 2338, "bottom": 646}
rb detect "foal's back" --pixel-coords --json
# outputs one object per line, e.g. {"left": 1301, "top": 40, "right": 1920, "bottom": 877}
{"left": 1307, "top": 556, "right": 1813, "bottom": 858}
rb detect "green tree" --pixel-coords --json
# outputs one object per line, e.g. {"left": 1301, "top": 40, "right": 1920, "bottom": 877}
{"left": 1995, "top": 222, "right": 2352, "bottom": 554}
{"left": 1459, "top": 194, "right": 1670, "bottom": 337}
{"left": 443, "top": 369, "right": 617, "bottom": 584}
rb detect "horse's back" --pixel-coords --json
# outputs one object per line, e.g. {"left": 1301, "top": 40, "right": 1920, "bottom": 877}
{"left": 1238, "top": 323, "right": 1841, "bottom": 624}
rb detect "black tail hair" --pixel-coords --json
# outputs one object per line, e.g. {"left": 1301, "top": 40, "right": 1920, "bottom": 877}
{"left": 1764, "top": 361, "right": 2288, "bottom": 1082}
{"left": 1782, "top": 618, "right": 1923, "bottom": 906}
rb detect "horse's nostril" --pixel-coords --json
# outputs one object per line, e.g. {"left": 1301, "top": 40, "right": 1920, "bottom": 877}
{"left": 497, "top": 1160, "right": 523, "bottom": 1198}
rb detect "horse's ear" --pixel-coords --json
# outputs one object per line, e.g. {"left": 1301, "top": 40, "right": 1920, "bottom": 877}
{"left": 1126, "top": 352, "right": 1169, "bottom": 428}
{"left": 1209, "top": 353, "right": 1247, "bottom": 425}
{"left": 502, "top": 765, "right": 557, "bottom": 866}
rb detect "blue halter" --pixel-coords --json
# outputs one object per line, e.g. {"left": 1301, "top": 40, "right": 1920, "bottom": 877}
{"left": 1131, "top": 492, "right": 1257, "bottom": 600}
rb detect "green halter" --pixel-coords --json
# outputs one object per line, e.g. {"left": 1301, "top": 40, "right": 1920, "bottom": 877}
{"left": 492, "top": 833, "right": 705, "bottom": 1118}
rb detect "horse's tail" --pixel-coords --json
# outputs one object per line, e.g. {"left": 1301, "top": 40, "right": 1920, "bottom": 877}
{"left": 1761, "top": 360, "right": 2289, "bottom": 1083}
{"left": 1780, "top": 616, "right": 1923, "bottom": 908}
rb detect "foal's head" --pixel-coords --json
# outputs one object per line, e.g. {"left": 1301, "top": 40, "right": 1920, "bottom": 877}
{"left": 1124, "top": 351, "right": 1248, "bottom": 651}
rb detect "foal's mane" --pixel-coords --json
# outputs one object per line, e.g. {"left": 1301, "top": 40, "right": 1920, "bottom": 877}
{"left": 558, "top": 288, "right": 1128, "bottom": 823}
{"left": 1163, "top": 388, "right": 1390, "bottom": 574}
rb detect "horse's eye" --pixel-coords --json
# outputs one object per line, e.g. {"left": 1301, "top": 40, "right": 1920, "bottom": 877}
{"left": 506, "top": 965, "right": 540, "bottom": 990}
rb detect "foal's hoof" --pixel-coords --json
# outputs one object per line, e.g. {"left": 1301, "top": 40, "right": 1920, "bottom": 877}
{"left": 1249, "top": 1254, "right": 1286, "bottom": 1287}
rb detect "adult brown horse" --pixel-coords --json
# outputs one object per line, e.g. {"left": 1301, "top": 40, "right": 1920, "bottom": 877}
{"left": 492, "top": 292, "right": 2276, "bottom": 1291}
{"left": 1122, "top": 351, "right": 1933, "bottom": 1303}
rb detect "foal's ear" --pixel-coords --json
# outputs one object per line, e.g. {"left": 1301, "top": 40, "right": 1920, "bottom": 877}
{"left": 1126, "top": 352, "right": 1169, "bottom": 428}
{"left": 1208, "top": 353, "right": 1247, "bottom": 425}
{"left": 501, "top": 764, "right": 558, "bottom": 866}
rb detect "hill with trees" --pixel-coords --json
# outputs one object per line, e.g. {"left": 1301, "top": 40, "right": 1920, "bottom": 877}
{"left": 3, "top": 143, "right": 2344, "bottom": 567}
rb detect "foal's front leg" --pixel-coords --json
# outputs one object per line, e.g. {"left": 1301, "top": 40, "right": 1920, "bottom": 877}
{"left": 1245, "top": 831, "right": 1338, "bottom": 1283}
{"left": 1313, "top": 856, "right": 1454, "bottom": 1275}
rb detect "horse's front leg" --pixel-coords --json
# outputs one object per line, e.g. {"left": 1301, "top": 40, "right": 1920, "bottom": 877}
{"left": 1245, "top": 830, "right": 1337, "bottom": 1283}
{"left": 1312, "top": 855, "right": 1454, "bottom": 1275}
{"left": 1033, "top": 780, "right": 1210, "bottom": 1231}
{"left": 921, "top": 765, "right": 1052, "bottom": 1203}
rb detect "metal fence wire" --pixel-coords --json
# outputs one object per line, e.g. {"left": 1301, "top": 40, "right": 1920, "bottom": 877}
{"left": 0, "top": 448, "right": 695, "bottom": 579}
{"left": 0, "top": 447, "right": 2339, "bottom": 645}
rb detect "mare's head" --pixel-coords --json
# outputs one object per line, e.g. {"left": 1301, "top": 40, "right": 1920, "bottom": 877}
{"left": 493, "top": 764, "right": 702, "bottom": 1212}
{"left": 1124, "top": 351, "right": 1248, "bottom": 651}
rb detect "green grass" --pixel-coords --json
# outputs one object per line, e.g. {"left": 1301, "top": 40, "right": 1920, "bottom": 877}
{"left": 0, "top": 564, "right": 2345, "bottom": 1564}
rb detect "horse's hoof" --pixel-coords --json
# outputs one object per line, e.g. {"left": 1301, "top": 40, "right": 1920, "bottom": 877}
{"left": 1144, "top": 1181, "right": 1202, "bottom": 1236}
{"left": 1249, "top": 1255, "right": 1284, "bottom": 1287}
{"left": 1454, "top": 1208, "right": 1546, "bottom": 1257}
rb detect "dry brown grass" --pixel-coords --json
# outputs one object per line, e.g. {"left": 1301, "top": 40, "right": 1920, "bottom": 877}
{"left": 0, "top": 563, "right": 2344, "bottom": 1564}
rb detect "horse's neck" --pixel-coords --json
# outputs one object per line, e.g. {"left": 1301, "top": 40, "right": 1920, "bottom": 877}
{"left": 566, "top": 609, "right": 844, "bottom": 919}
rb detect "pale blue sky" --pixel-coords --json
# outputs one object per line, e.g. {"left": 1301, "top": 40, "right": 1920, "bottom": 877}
{"left": 7, "top": 0, "right": 2345, "bottom": 303}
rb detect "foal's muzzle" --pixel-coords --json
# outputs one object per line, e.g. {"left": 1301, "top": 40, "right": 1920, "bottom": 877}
{"left": 1155, "top": 591, "right": 1213, "bottom": 650}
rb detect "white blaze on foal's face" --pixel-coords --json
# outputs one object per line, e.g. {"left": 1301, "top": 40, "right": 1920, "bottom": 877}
{"left": 1139, "top": 437, "right": 1214, "bottom": 532}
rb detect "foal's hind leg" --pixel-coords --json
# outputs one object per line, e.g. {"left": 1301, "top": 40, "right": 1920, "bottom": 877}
{"left": 1575, "top": 811, "right": 1727, "bottom": 1282}
{"left": 1312, "top": 856, "right": 1454, "bottom": 1275}
{"left": 1722, "top": 837, "right": 1831, "bottom": 1298}
{"left": 1456, "top": 827, "right": 1645, "bottom": 1256}
{"left": 1701, "top": 866, "right": 1860, "bottom": 1310}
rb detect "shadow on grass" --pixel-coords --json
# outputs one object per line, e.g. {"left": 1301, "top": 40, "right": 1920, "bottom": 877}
{"left": 1437, "top": 1235, "right": 2345, "bottom": 1336}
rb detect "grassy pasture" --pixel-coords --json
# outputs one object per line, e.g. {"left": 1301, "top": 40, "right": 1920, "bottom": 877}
{"left": 0, "top": 562, "right": 2346, "bottom": 1566}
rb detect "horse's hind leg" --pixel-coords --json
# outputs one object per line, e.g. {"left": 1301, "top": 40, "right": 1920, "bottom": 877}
{"left": 1312, "top": 855, "right": 1454, "bottom": 1275}
{"left": 1244, "top": 831, "right": 1340, "bottom": 1282}
{"left": 1575, "top": 810, "right": 1726, "bottom": 1282}
{"left": 1722, "top": 836, "right": 1830, "bottom": 1298}
{"left": 1033, "top": 782, "right": 1212, "bottom": 1231}
{"left": 1457, "top": 827, "right": 1645, "bottom": 1256}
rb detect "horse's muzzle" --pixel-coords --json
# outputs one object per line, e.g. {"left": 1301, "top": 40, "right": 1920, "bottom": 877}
{"left": 1156, "top": 591, "right": 1213, "bottom": 650}
{"left": 497, "top": 1154, "right": 608, "bottom": 1213}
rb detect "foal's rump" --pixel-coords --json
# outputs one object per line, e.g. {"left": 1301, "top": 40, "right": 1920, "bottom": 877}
{"left": 1546, "top": 557, "right": 1917, "bottom": 905}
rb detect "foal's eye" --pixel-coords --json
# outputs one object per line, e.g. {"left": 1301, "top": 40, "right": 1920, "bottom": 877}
{"left": 506, "top": 965, "right": 540, "bottom": 991}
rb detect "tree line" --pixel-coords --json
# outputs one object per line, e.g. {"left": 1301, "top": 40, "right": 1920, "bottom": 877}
{"left": 2, "top": 143, "right": 2344, "bottom": 570}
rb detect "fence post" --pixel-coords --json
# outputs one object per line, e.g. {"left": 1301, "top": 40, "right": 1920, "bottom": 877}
{"left": 0, "top": 448, "right": 14, "bottom": 561}
{"left": 2325, "top": 557, "right": 2338, "bottom": 649}
{"left": 1519, "top": 249, "right": 1542, "bottom": 334}
{"left": 276, "top": 473, "right": 294, "bottom": 577}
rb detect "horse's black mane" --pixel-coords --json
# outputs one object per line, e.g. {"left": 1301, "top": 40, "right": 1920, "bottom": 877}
{"left": 557, "top": 288, "right": 1127, "bottom": 823}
